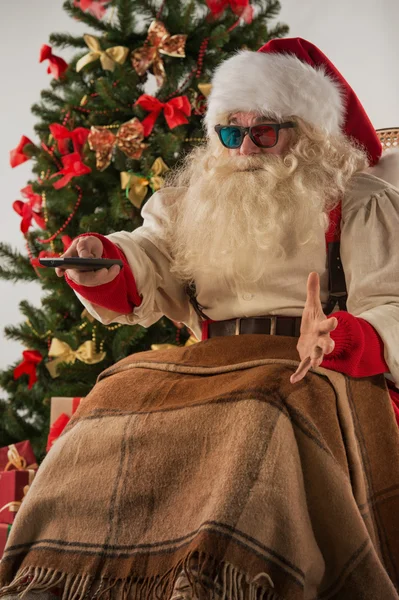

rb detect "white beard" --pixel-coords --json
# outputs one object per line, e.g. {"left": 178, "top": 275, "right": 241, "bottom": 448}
{"left": 166, "top": 150, "right": 335, "bottom": 294}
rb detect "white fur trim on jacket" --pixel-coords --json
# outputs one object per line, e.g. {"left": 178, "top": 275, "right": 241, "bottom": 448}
{"left": 205, "top": 51, "right": 345, "bottom": 136}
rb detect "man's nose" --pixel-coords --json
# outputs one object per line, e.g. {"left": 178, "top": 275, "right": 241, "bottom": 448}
{"left": 239, "top": 133, "right": 262, "bottom": 155}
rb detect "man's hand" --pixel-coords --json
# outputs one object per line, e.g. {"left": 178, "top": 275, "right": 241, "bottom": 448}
{"left": 290, "top": 272, "right": 337, "bottom": 384}
{"left": 55, "top": 235, "right": 121, "bottom": 287}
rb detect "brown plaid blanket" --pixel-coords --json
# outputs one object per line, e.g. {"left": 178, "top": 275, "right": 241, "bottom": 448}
{"left": 1, "top": 335, "right": 399, "bottom": 600}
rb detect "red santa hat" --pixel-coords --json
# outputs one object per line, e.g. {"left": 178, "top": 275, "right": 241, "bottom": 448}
{"left": 205, "top": 37, "right": 382, "bottom": 166}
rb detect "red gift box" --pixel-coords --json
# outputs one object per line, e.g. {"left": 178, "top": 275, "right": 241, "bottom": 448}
{"left": 0, "top": 469, "right": 35, "bottom": 524}
{"left": 0, "top": 440, "right": 38, "bottom": 472}
{"left": 0, "top": 523, "right": 12, "bottom": 558}
{"left": 47, "top": 397, "right": 83, "bottom": 452}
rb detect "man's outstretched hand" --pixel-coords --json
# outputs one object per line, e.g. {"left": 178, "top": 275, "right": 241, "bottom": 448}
{"left": 55, "top": 235, "right": 121, "bottom": 287}
{"left": 290, "top": 272, "right": 337, "bottom": 384}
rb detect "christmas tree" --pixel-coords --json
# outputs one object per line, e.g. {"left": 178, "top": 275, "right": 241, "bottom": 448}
{"left": 0, "top": 0, "right": 288, "bottom": 460}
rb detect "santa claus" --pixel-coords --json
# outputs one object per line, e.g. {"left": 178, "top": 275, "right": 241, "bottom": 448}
{"left": 59, "top": 39, "right": 399, "bottom": 393}
{"left": 1, "top": 38, "right": 399, "bottom": 600}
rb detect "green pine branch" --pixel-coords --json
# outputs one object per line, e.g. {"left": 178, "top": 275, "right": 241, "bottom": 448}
{"left": 3, "top": 323, "right": 43, "bottom": 349}
{"left": 111, "top": 323, "right": 147, "bottom": 361}
{"left": 40, "top": 90, "right": 66, "bottom": 108}
{"left": 0, "top": 400, "right": 21, "bottom": 447}
{"left": 49, "top": 33, "right": 87, "bottom": 49}
{"left": 116, "top": 0, "right": 136, "bottom": 37}
{"left": 31, "top": 102, "right": 63, "bottom": 123}
{"left": 0, "top": 243, "right": 38, "bottom": 282}
{"left": 263, "top": 0, "right": 283, "bottom": 19}
{"left": 181, "top": 1, "right": 198, "bottom": 29}
{"left": 1, "top": 405, "right": 40, "bottom": 443}
{"left": 265, "top": 22, "right": 290, "bottom": 39}
{"left": 95, "top": 77, "right": 125, "bottom": 109}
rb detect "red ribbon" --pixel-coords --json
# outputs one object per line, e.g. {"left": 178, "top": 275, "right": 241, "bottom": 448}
{"left": 52, "top": 152, "right": 91, "bottom": 189}
{"left": 74, "top": 0, "right": 110, "bottom": 19}
{"left": 13, "top": 350, "right": 43, "bottom": 389}
{"left": 31, "top": 236, "right": 72, "bottom": 268}
{"left": 39, "top": 45, "right": 68, "bottom": 80}
{"left": 46, "top": 414, "right": 70, "bottom": 452}
{"left": 13, "top": 185, "right": 46, "bottom": 234}
{"left": 49, "top": 124, "right": 90, "bottom": 156}
{"left": 206, "top": 0, "right": 253, "bottom": 23}
{"left": 135, "top": 94, "right": 191, "bottom": 137}
{"left": 9, "top": 135, "right": 34, "bottom": 168}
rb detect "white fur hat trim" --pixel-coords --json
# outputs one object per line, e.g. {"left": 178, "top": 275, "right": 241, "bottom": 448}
{"left": 205, "top": 50, "right": 346, "bottom": 136}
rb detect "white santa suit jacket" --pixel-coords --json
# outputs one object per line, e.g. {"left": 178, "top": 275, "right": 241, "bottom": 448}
{"left": 76, "top": 169, "right": 399, "bottom": 386}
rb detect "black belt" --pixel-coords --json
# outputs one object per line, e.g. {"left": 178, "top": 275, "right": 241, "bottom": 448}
{"left": 207, "top": 316, "right": 302, "bottom": 338}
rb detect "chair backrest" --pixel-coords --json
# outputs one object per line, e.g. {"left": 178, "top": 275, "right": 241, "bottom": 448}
{"left": 376, "top": 127, "right": 399, "bottom": 151}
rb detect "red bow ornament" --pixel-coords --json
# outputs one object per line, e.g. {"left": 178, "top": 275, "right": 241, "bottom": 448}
{"left": 206, "top": 0, "right": 253, "bottom": 23}
{"left": 13, "top": 185, "right": 46, "bottom": 234}
{"left": 52, "top": 153, "right": 91, "bottom": 189}
{"left": 31, "top": 237, "right": 72, "bottom": 269}
{"left": 14, "top": 350, "right": 43, "bottom": 389}
{"left": 39, "top": 45, "right": 68, "bottom": 80}
{"left": 9, "top": 136, "right": 34, "bottom": 168}
{"left": 30, "top": 250, "right": 58, "bottom": 268}
{"left": 49, "top": 124, "right": 90, "bottom": 156}
{"left": 74, "top": 0, "right": 110, "bottom": 19}
{"left": 135, "top": 94, "right": 191, "bottom": 137}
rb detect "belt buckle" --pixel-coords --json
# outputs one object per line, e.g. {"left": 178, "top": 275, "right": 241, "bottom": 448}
{"left": 234, "top": 316, "right": 278, "bottom": 335}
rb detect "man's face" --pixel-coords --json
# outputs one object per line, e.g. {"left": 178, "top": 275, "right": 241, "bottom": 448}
{"left": 226, "top": 111, "right": 292, "bottom": 157}
{"left": 169, "top": 116, "right": 365, "bottom": 289}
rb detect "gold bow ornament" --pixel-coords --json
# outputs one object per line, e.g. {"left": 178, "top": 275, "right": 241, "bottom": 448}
{"left": 88, "top": 118, "right": 148, "bottom": 171}
{"left": 197, "top": 83, "right": 212, "bottom": 98}
{"left": 45, "top": 338, "right": 106, "bottom": 379}
{"left": 76, "top": 34, "right": 129, "bottom": 72}
{"left": 120, "top": 157, "right": 169, "bottom": 208}
{"left": 4, "top": 444, "right": 38, "bottom": 472}
{"left": 131, "top": 20, "right": 187, "bottom": 87}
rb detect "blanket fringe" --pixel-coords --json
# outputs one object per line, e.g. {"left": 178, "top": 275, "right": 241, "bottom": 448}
{"left": 0, "top": 552, "right": 280, "bottom": 600}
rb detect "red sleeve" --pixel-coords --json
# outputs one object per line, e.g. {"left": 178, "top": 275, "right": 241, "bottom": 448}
{"left": 321, "top": 311, "right": 389, "bottom": 377}
{"left": 321, "top": 312, "right": 399, "bottom": 429}
{"left": 65, "top": 233, "right": 142, "bottom": 314}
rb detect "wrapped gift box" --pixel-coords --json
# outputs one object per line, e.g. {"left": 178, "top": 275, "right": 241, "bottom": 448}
{"left": 47, "top": 397, "right": 83, "bottom": 452}
{"left": 50, "top": 397, "right": 83, "bottom": 426}
{"left": 0, "top": 440, "right": 38, "bottom": 472}
{"left": 0, "top": 523, "right": 12, "bottom": 558}
{"left": 0, "top": 469, "right": 35, "bottom": 524}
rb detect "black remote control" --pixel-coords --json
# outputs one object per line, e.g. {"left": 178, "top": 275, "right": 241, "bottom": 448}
{"left": 39, "top": 257, "right": 124, "bottom": 271}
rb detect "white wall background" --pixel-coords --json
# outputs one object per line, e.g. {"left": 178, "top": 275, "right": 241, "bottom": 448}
{"left": 0, "top": 0, "right": 398, "bottom": 384}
